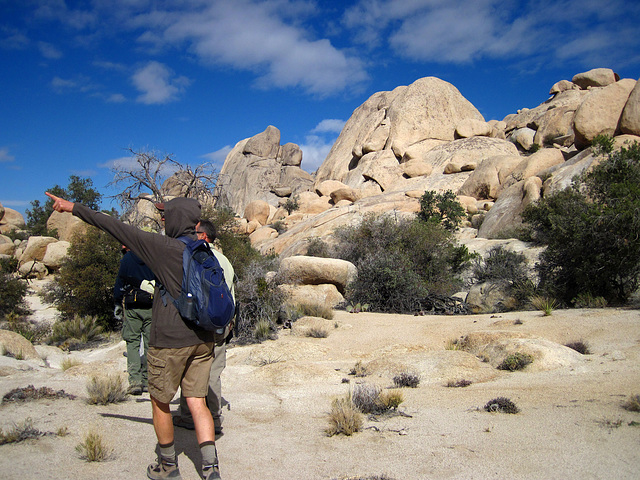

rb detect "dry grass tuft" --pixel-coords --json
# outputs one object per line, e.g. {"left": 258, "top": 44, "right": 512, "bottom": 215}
{"left": 497, "top": 352, "right": 533, "bottom": 371}
{"left": 0, "top": 418, "right": 43, "bottom": 445}
{"left": 61, "top": 357, "right": 83, "bottom": 371}
{"left": 446, "top": 379, "right": 472, "bottom": 388}
{"left": 326, "top": 396, "right": 363, "bottom": 437}
{"left": 86, "top": 374, "right": 127, "bottom": 405}
{"left": 393, "top": 371, "right": 420, "bottom": 388}
{"left": 306, "top": 325, "right": 329, "bottom": 338}
{"left": 349, "top": 360, "right": 369, "bottom": 377}
{"left": 564, "top": 340, "right": 591, "bottom": 355}
{"left": 484, "top": 397, "right": 519, "bottom": 414}
{"left": 76, "top": 429, "right": 113, "bottom": 462}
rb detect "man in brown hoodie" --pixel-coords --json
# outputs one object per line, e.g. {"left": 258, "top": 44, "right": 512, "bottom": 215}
{"left": 46, "top": 192, "right": 221, "bottom": 480}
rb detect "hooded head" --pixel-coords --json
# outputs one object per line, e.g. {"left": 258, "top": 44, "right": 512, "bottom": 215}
{"left": 161, "top": 197, "right": 201, "bottom": 238}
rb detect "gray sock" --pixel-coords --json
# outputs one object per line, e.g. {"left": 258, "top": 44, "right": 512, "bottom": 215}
{"left": 159, "top": 442, "right": 176, "bottom": 463}
{"left": 200, "top": 441, "right": 218, "bottom": 466}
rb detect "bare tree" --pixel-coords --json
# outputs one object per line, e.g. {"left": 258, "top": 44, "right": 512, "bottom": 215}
{"left": 108, "top": 148, "right": 220, "bottom": 227}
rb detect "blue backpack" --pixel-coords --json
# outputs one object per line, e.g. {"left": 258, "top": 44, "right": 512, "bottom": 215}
{"left": 162, "top": 237, "right": 235, "bottom": 333}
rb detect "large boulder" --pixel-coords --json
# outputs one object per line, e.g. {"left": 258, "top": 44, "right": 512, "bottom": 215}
{"left": 315, "top": 88, "right": 404, "bottom": 184}
{"left": 573, "top": 79, "right": 636, "bottom": 148}
{"left": 279, "top": 284, "right": 344, "bottom": 308}
{"left": 244, "top": 200, "right": 271, "bottom": 226}
{"left": 216, "top": 126, "right": 313, "bottom": 215}
{"left": 620, "top": 77, "right": 640, "bottom": 136}
{"left": 458, "top": 154, "right": 523, "bottom": 200}
{"left": 386, "top": 77, "right": 485, "bottom": 158}
{"left": 279, "top": 143, "right": 303, "bottom": 167}
{"left": 499, "top": 148, "right": 565, "bottom": 193}
{"left": 0, "top": 330, "right": 41, "bottom": 361}
{"left": 19, "top": 236, "right": 58, "bottom": 264}
{"left": 0, "top": 201, "right": 4, "bottom": 222}
{"left": 344, "top": 150, "right": 403, "bottom": 192}
{"left": 478, "top": 177, "right": 542, "bottom": 238}
{"left": 42, "top": 240, "right": 71, "bottom": 270}
{"left": 47, "top": 210, "right": 87, "bottom": 241}
{"left": 0, "top": 207, "right": 26, "bottom": 234}
{"left": 571, "top": 68, "right": 617, "bottom": 89}
{"left": 533, "top": 106, "right": 576, "bottom": 147}
{"left": 279, "top": 255, "right": 357, "bottom": 293}
{"left": 455, "top": 118, "right": 493, "bottom": 138}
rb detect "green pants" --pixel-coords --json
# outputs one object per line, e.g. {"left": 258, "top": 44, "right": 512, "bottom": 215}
{"left": 122, "top": 306, "right": 152, "bottom": 387}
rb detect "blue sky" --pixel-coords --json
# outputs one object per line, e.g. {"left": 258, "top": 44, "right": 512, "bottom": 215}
{"left": 2, "top": 0, "right": 639, "bottom": 220}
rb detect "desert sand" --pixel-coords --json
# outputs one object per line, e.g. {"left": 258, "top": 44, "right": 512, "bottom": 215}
{"left": 0, "top": 282, "right": 639, "bottom": 480}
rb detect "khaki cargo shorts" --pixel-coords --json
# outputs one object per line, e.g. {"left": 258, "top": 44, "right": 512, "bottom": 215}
{"left": 147, "top": 342, "right": 215, "bottom": 404}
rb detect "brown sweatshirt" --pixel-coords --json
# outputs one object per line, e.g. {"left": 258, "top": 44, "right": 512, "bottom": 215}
{"left": 73, "top": 198, "right": 214, "bottom": 348}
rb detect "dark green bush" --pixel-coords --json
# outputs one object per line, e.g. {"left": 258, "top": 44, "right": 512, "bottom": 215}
{"left": 305, "top": 237, "right": 333, "bottom": 258}
{"left": 472, "top": 246, "right": 528, "bottom": 284}
{"left": 0, "top": 273, "right": 30, "bottom": 317}
{"left": 417, "top": 190, "right": 466, "bottom": 231}
{"left": 523, "top": 141, "right": 640, "bottom": 304}
{"left": 335, "top": 213, "right": 473, "bottom": 313}
{"left": 234, "top": 257, "right": 284, "bottom": 344}
{"left": 44, "top": 227, "right": 121, "bottom": 330}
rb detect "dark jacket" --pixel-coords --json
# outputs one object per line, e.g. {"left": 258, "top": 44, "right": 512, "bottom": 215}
{"left": 73, "top": 198, "right": 214, "bottom": 348}
{"left": 114, "top": 250, "right": 155, "bottom": 307}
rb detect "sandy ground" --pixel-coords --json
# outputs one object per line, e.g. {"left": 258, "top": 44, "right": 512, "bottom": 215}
{"left": 0, "top": 283, "right": 639, "bottom": 480}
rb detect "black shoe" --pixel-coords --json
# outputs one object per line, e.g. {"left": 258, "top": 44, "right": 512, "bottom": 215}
{"left": 172, "top": 416, "right": 195, "bottom": 430}
{"left": 202, "top": 464, "right": 221, "bottom": 479}
{"left": 127, "top": 385, "right": 143, "bottom": 395}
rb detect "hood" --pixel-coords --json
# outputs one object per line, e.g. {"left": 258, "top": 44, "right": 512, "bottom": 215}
{"left": 163, "top": 197, "right": 201, "bottom": 238}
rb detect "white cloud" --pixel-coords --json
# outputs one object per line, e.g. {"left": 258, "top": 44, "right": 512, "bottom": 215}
{"left": 37, "top": 41, "right": 63, "bottom": 59}
{"left": 311, "top": 119, "right": 346, "bottom": 134}
{"left": 106, "top": 93, "right": 127, "bottom": 103}
{"left": 201, "top": 145, "right": 233, "bottom": 168}
{"left": 137, "top": 0, "right": 367, "bottom": 96}
{"left": 132, "top": 61, "right": 190, "bottom": 104}
{"left": 0, "top": 147, "right": 15, "bottom": 163}
{"left": 299, "top": 134, "right": 334, "bottom": 174}
{"left": 343, "top": 0, "right": 640, "bottom": 66}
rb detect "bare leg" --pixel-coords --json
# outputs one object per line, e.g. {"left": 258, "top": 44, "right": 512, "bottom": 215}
{"left": 150, "top": 395, "right": 174, "bottom": 445}
{"left": 185, "top": 396, "right": 215, "bottom": 444}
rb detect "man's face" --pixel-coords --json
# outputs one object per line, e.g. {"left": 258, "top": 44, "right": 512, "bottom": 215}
{"left": 195, "top": 222, "right": 206, "bottom": 241}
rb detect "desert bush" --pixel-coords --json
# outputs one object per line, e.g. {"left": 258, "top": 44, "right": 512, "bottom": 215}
{"left": 349, "top": 360, "right": 369, "bottom": 377}
{"left": 351, "top": 383, "right": 397, "bottom": 414}
{"left": 283, "top": 196, "right": 299, "bottom": 215}
{"left": 0, "top": 418, "right": 43, "bottom": 445}
{"left": 523, "top": 141, "right": 640, "bottom": 305}
{"left": 484, "top": 397, "right": 519, "bottom": 414}
{"left": 76, "top": 429, "right": 113, "bottom": 462}
{"left": 564, "top": 341, "right": 591, "bottom": 355}
{"left": 271, "top": 220, "right": 286, "bottom": 234}
{"left": 418, "top": 190, "right": 466, "bottom": 231}
{"left": 0, "top": 272, "right": 30, "bottom": 317}
{"left": 2, "top": 385, "right": 76, "bottom": 403}
{"left": 472, "top": 246, "right": 529, "bottom": 285}
{"left": 0, "top": 256, "right": 19, "bottom": 273}
{"left": 296, "top": 302, "right": 334, "bottom": 320}
{"left": 345, "top": 302, "right": 369, "bottom": 313}
{"left": 49, "top": 315, "right": 103, "bottom": 348}
{"left": 572, "top": 292, "right": 607, "bottom": 308}
{"left": 497, "top": 352, "right": 534, "bottom": 371}
{"left": 44, "top": 227, "right": 121, "bottom": 329}
{"left": 379, "top": 389, "right": 404, "bottom": 410}
{"left": 393, "top": 371, "right": 420, "bottom": 388}
{"left": 306, "top": 237, "right": 333, "bottom": 258}
{"left": 621, "top": 394, "right": 640, "bottom": 412}
{"left": 446, "top": 379, "right": 473, "bottom": 388}
{"left": 531, "top": 295, "right": 559, "bottom": 316}
{"left": 233, "top": 257, "right": 285, "bottom": 344}
{"left": 306, "top": 325, "right": 329, "bottom": 338}
{"left": 335, "top": 213, "right": 473, "bottom": 313}
{"left": 86, "top": 374, "right": 127, "bottom": 405}
{"left": 326, "top": 396, "right": 363, "bottom": 437}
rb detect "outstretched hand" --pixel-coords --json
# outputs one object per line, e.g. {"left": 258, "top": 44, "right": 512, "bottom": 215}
{"left": 45, "top": 192, "right": 75, "bottom": 213}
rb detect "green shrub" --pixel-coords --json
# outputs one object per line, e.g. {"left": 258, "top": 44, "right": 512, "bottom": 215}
{"left": 418, "top": 190, "right": 466, "bottom": 231}
{"left": 0, "top": 256, "right": 19, "bottom": 273}
{"left": 472, "top": 246, "right": 528, "bottom": 285}
{"left": 498, "top": 352, "right": 534, "bottom": 371}
{"left": 0, "top": 272, "right": 30, "bottom": 317}
{"left": 283, "top": 196, "right": 299, "bottom": 215}
{"left": 336, "top": 213, "right": 473, "bottom": 313}
{"left": 572, "top": 292, "right": 607, "bottom": 308}
{"left": 306, "top": 237, "right": 333, "bottom": 258}
{"left": 234, "top": 257, "right": 284, "bottom": 343}
{"left": 44, "top": 227, "right": 121, "bottom": 329}
{"left": 484, "top": 397, "right": 519, "bottom": 414}
{"left": 49, "top": 315, "right": 104, "bottom": 349}
{"left": 523, "top": 141, "right": 640, "bottom": 305}
{"left": 531, "top": 295, "right": 559, "bottom": 316}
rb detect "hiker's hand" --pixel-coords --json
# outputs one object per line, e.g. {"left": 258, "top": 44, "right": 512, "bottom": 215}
{"left": 45, "top": 192, "right": 74, "bottom": 213}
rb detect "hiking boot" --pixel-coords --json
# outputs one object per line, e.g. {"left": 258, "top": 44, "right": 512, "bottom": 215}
{"left": 202, "top": 464, "right": 221, "bottom": 480}
{"left": 127, "top": 385, "right": 143, "bottom": 395}
{"left": 147, "top": 457, "right": 181, "bottom": 480}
